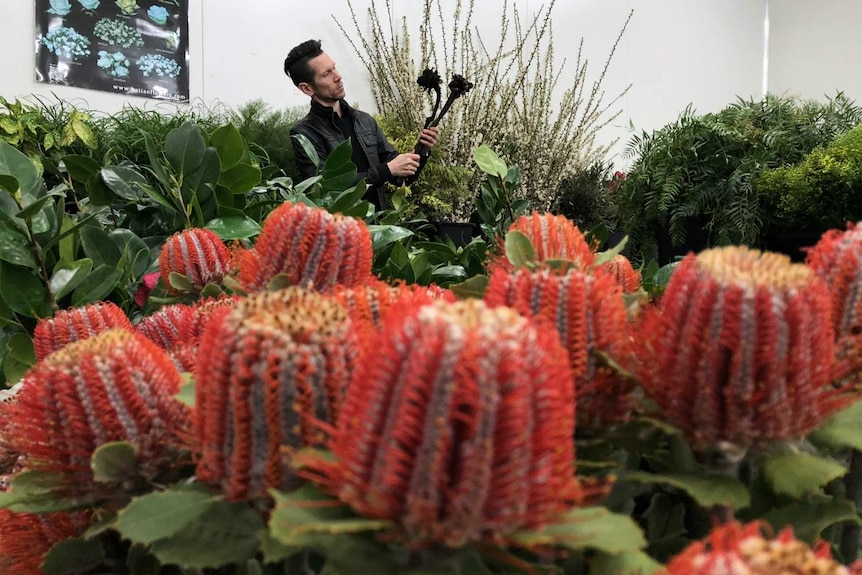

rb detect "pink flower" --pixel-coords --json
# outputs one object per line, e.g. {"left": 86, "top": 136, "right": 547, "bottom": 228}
{"left": 134, "top": 272, "right": 160, "bottom": 307}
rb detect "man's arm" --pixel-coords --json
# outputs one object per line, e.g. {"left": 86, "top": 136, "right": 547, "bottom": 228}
{"left": 366, "top": 123, "right": 400, "bottom": 186}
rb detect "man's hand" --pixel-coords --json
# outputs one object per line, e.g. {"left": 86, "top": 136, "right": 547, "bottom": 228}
{"left": 388, "top": 153, "right": 421, "bottom": 177}
{"left": 418, "top": 127, "right": 439, "bottom": 150}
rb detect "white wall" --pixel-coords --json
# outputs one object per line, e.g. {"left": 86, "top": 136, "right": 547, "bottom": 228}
{"left": 768, "top": 0, "right": 862, "bottom": 103}
{"left": 1, "top": 1, "right": 766, "bottom": 163}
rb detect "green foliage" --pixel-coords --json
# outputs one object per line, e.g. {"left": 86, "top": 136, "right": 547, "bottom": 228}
{"left": 618, "top": 93, "right": 862, "bottom": 261}
{"left": 756, "top": 124, "right": 862, "bottom": 230}
{"left": 473, "top": 145, "right": 529, "bottom": 242}
{"left": 229, "top": 99, "right": 306, "bottom": 182}
{"left": 553, "top": 161, "right": 619, "bottom": 233}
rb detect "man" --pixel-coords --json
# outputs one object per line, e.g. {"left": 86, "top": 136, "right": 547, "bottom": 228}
{"left": 284, "top": 39, "right": 439, "bottom": 210}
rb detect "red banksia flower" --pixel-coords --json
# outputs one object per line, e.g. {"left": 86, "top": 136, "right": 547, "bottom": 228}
{"left": 495, "top": 212, "right": 595, "bottom": 270}
{"left": 601, "top": 254, "right": 642, "bottom": 293}
{"left": 194, "top": 288, "right": 358, "bottom": 501}
{"left": 807, "top": 223, "right": 862, "bottom": 337}
{"left": 33, "top": 302, "right": 132, "bottom": 362}
{"left": 3, "top": 330, "right": 189, "bottom": 486}
{"left": 331, "top": 278, "right": 455, "bottom": 330}
{"left": 0, "top": 509, "right": 90, "bottom": 575}
{"left": 317, "top": 300, "right": 577, "bottom": 547}
{"left": 663, "top": 521, "right": 855, "bottom": 575}
{"left": 237, "top": 202, "right": 373, "bottom": 293}
{"left": 159, "top": 227, "right": 233, "bottom": 295}
{"left": 484, "top": 266, "right": 635, "bottom": 428}
{"left": 638, "top": 246, "right": 852, "bottom": 447}
{"left": 134, "top": 303, "right": 196, "bottom": 350}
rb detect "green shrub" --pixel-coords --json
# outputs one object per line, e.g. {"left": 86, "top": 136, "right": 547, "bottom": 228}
{"left": 229, "top": 99, "right": 306, "bottom": 182}
{"left": 553, "top": 161, "right": 619, "bottom": 233}
{"left": 757, "top": 124, "right": 862, "bottom": 230}
{"left": 618, "top": 93, "right": 862, "bottom": 261}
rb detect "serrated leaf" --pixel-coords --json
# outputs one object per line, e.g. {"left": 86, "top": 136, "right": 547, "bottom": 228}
{"left": 505, "top": 230, "right": 535, "bottom": 267}
{"left": 449, "top": 274, "right": 489, "bottom": 300}
{"left": 41, "top": 537, "right": 105, "bottom": 575}
{"left": 809, "top": 401, "right": 862, "bottom": 450}
{"left": 508, "top": 506, "right": 645, "bottom": 554}
{"left": 115, "top": 490, "right": 218, "bottom": 545}
{"left": 0, "top": 470, "right": 90, "bottom": 513}
{"left": 624, "top": 471, "right": 750, "bottom": 509}
{"left": 149, "top": 500, "right": 264, "bottom": 569}
{"left": 762, "top": 497, "right": 862, "bottom": 542}
{"left": 761, "top": 452, "right": 846, "bottom": 498}
{"left": 91, "top": 442, "right": 138, "bottom": 483}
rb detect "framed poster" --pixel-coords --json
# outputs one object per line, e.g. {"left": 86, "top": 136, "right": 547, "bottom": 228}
{"left": 35, "top": 0, "right": 189, "bottom": 102}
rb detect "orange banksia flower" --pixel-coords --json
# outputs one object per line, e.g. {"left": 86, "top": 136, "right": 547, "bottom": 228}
{"left": 33, "top": 302, "right": 132, "bottom": 362}
{"left": 0, "top": 509, "right": 90, "bottom": 575}
{"left": 806, "top": 222, "right": 862, "bottom": 337}
{"left": 638, "top": 246, "right": 852, "bottom": 447}
{"left": 493, "top": 212, "right": 595, "bottom": 271}
{"left": 332, "top": 279, "right": 455, "bottom": 330}
{"left": 194, "top": 288, "right": 358, "bottom": 501}
{"left": 484, "top": 266, "right": 635, "bottom": 428}
{"left": 663, "top": 521, "right": 853, "bottom": 574}
{"left": 3, "top": 330, "right": 189, "bottom": 487}
{"left": 316, "top": 300, "right": 577, "bottom": 547}
{"left": 159, "top": 227, "right": 233, "bottom": 295}
{"left": 237, "top": 202, "right": 373, "bottom": 293}
{"left": 601, "top": 253, "right": 642, "bottom": 293}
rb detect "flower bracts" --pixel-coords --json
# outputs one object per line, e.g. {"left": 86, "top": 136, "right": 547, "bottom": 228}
{"left": 159, "top": 228, "right": 233, "bottom": 295}
{"left": 663, "top": 521, "right": 857, "bottom": 575}
{"left": 504, "top": 212, "right": 595, "bottom": 269}
{"left": 321, "top": 300, "right": 576, "bottom": 547}
{"left": 638, "top": 246, "right": 849, "bottom": 447}
{"left": 484, "top": 266, "right": 635, "bottom": 428}
{"left": 332, "top": 279, "right": 455, "bottom": 330}
{"left": 237, "top": 202, "right": 372, "bottom": 293}
{"left": 0, "top": 510, "right": 90, "bottom": 575}
{"left": 3, "top": 330, "right": 188, "bottom": 487}
{"left": 194, "top": 288, "right": 358, "bottom": 501}
{"left": 601, "top": 254, "right": 642, "bottom": 293}
{"left": 33, "top": 302, "right": 132, "bottom": 361}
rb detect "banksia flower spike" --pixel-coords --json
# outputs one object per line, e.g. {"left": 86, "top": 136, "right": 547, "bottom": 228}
{"left": 237, "top": 202, "right": 373, "bottom": 293}
{"left": 134, "top": 303, "right": 196, "bottom": 350}
{"left": 0, "top": 509, "right": 90, "bottom": 575}
{"left": 315, "top": 300, "right": 577, "bottom": 548}
{"left": 331, "top": 278, "right": 455, "bottom": 330}
{"left": 33, "top": 301, "right": 132, "bottom": 362}
{"left": 159, "top": 227, "right": 233, "bottom": 295}
{"left": 484, "top": 266, "right": 635, "bottom": 429}
{"left": 501, "top": 212, "right": 595, "bottom": 269}
{"left": 637, "top": 246, "right": 853, "bottom": 448}
{"left": 3, "top": 330, "right": 189, "bottom": 488}
{"left": 194, "top": 287, "right": 358, "bottom": 501}
{"left": 663, "top": 520, "right": 856, "bottom": 575}
{"left": 601, "top": 253, "right": 642, "bottom": 294}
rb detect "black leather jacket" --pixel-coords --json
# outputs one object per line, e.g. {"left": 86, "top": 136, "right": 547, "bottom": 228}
{"left": 290, "top": 99, "right": 399, "bottom": 206}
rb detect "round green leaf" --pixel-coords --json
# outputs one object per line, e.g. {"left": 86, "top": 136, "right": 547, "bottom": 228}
{"left": 761, "top": 452, "right": 846, "bottom": 498}
{"left": 165, "top": 121, "right": 206, "bottom": 176}
{"left": 115, "top": 490, "right": 218, "bottom": 545}
{"left": 219, "top": 163, "right": 261, "bottom": 195}
{"left": 41, "top": 537, "right": 105, "bottom": 575}
{"left": 504, "top": 230, "right": 535, "bottom": 267}
{"left": 472, "top": 144, "right": 508, "bottom": 178}
{"left": 100, "top": 166, "right": 147, "bottom": 201}
{"left": 91, "top": 442, "right": 138, "bottom": 483}
{"left": 209, "top": 123, "right": 245, "bottom": 170}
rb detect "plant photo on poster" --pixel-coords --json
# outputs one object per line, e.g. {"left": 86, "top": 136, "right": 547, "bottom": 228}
{"left": 34, "top": 0, "right": 189, "bottom": 101}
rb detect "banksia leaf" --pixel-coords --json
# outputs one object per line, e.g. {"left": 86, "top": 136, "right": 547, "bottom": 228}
{"left": 638, "top": 246, "right": 852, "bottom": 447}
{"left": 237, "top": 202, "right": 373, "bottom": 293}
{"left": 318, "top": 300, "right": 577, "bottom": 547}
{"left": 0, "top": 509, "right": 90, "bottom": 575}
{"left": 663, "top": 521, "right": 855, "bottom": 574}
{"left": 158, "top": 228, "right": 233, "bottom": 295}
{"left": 332, "top": 279, "right": 455, "bottom": 330}
{"left": 493, "top": 212, "right": 595, "bottom": 271}
{"left": 484, "top": 266, "right": 635, "bottom": 429}
{"left": 3, "top": 330, "right": 189, "bottom": 487}
{"left": 601, "top": 254, "right": 642, "bottom": 293}
{"left": 194, "top": 288, "right": 358, "bottom": 501}
{"left": 33, "top": 302, "right": 132, "bottom": 361}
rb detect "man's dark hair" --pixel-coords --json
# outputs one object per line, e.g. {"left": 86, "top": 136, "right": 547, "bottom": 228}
{"left": 284, "top": 39, "right": 323, "bottom": 87}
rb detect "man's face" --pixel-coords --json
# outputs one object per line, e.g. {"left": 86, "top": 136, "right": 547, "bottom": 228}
{"left": 302, "top": 52, "right": 345, "bottom": 104}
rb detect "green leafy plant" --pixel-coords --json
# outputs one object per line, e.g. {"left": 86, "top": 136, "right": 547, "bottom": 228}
{"left": 473, "top": 144, "right": 528, "bottom": 242}
{"left": 229, "top": 99, "right": 306, "bottom": 182}
{"left": 618, "top": 92, "right": 862, "bottom": 263}
{"left": 553, "top": 160, "right": 619, "bottom": 234}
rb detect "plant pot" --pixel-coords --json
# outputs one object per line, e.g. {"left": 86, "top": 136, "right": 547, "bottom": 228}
{"left": 432, "top": 222, "right": 478, "bottom": 247}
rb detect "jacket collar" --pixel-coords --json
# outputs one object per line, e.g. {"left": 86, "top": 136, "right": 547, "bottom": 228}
{"left": 309, "top": 98, "right": 352, "bottom": 120}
